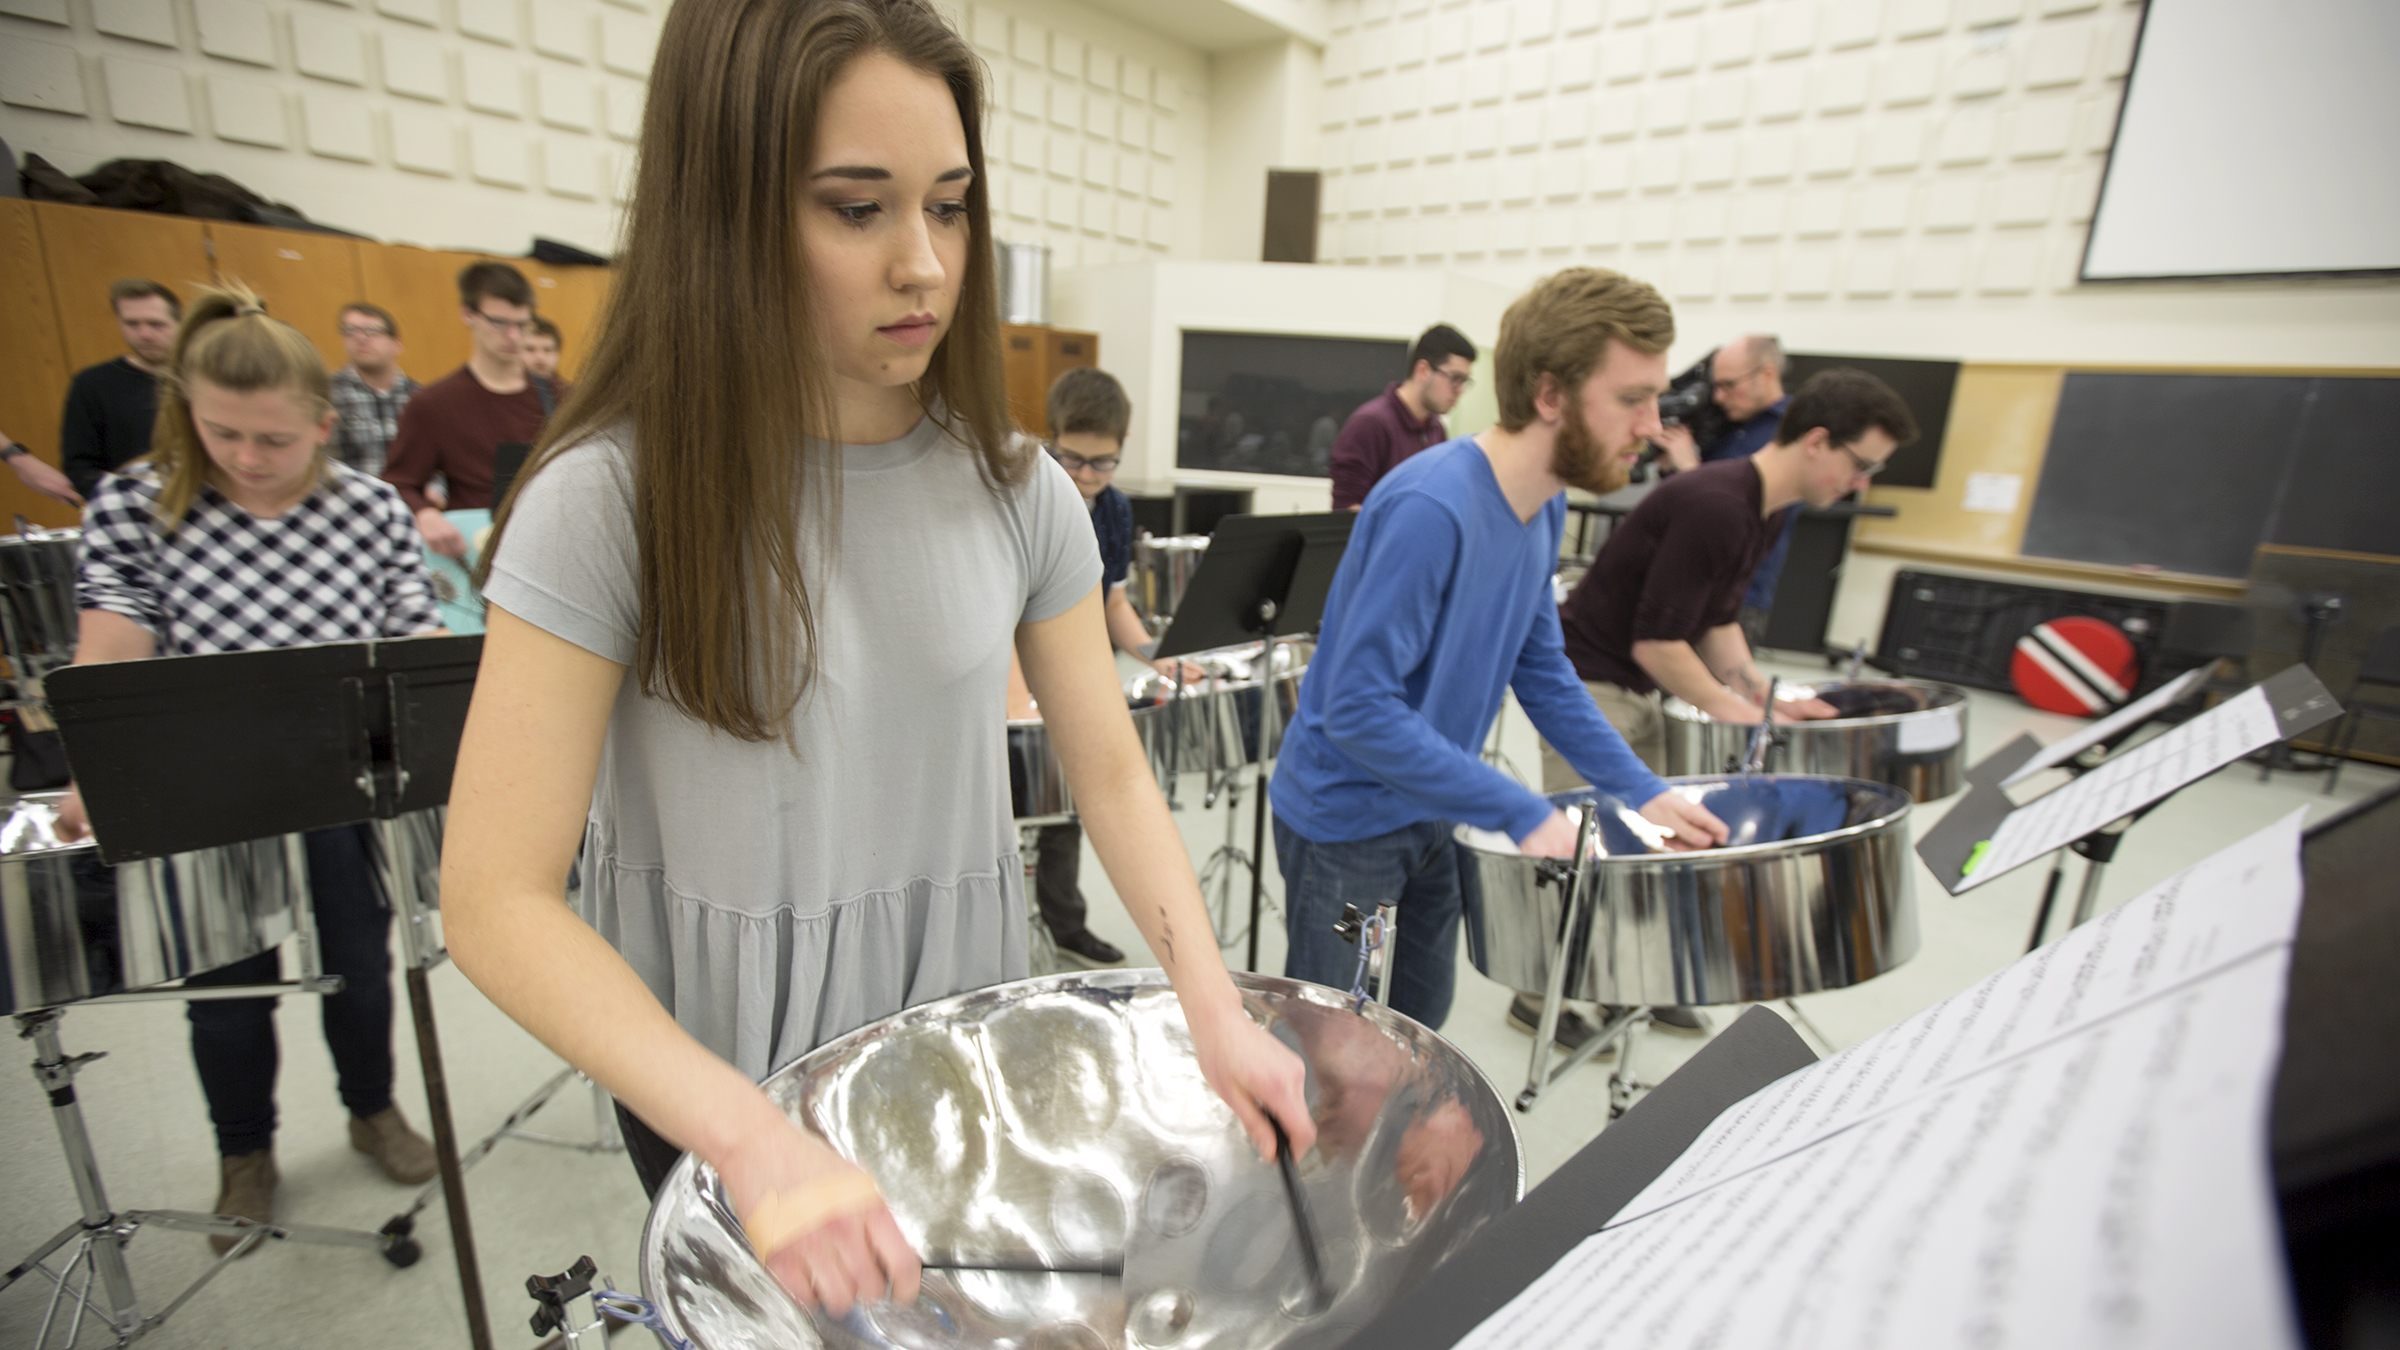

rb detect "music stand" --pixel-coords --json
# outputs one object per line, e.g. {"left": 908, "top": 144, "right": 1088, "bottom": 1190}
{"left": 1155, "top": 512, "right": 1353, "bottom": 971}
{"left": 1918, "top": 664, "right": 2341, "bottom": 938}
{"left": 44, "top": 636, "right": 502, "bottom": 1350}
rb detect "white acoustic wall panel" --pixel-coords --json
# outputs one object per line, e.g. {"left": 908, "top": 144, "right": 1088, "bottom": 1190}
{"left": 94, "top": 0, "right": 177, "bottom": 48}
{"left": 104, "top": 55, "right": 193, "bottom": 131}
{"left": 381, "top": 34, "right": 446, "bottom": 102}
{"left": 303, "top": 93, "right": 375, "bottom": 161}
{"left": 0, "top": 0, "right": 71, "bottom": 24}
{"left": 469, "top": 120, "right": 528, "bottom": 186}
{"left": 388, "top": 106, "right": 453, "bottom": 174}
{"left": 195, "top": 0, "right": 277, "bottom": 68}
{"left": 377, "top": 0, "right": 439, "bottom": 26}
{"left": 208, "top": 76, "right": 288, "bottom": 147}
{"left": 294, "top": 12, "right": 367, "bottom": 86}
{"left": 2, "top": 0, "right": 666, "bottom": 254}
{"left": 2085, "top": 0, "right": 2400, "bottom": 277}
{"left": 532, "top": 1, "right": 589, "bottom": 62}
{"left": 0, "top": 37, "right": 86, "bottom": 113}
{"left": 538, "top": 64, "right": 593, "bottom": 130}
{"left": 462, "top": 48, "right": 523, "bottom": 117}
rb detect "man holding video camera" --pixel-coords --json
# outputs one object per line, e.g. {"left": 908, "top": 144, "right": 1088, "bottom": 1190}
{"left": 1654, "top": 335, "right": 1792, "bottom": 643}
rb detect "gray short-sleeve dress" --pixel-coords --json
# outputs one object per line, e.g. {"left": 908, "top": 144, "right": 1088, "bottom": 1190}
{"left": 481, "top": 415, "right": 1101, "bottom": 1080}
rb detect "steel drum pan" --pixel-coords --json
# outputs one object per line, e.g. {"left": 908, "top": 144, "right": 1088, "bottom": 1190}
{"left": 1130, "top": 535, "right": 1209, "bottom": 634}
{"left": 641, "top": 970, "right": 1522, "bottom": 1350}
{"left": 0, "top": 525, "right": 80, "bottom": 673}
{"left": 1125, "top": 641, "right": 1311, "bottom": 782}
{"left": 0, "top": 792, "right": 312, "bottom": 1014}
{"left": 1458, "top": 775, "right": 1917, "bottom": 1008}
{"left": 1663, "top": 679, "right": 1968, "bottom": 802}
{"left": 1008, "top": 718, "right": 1073, "bottom": 821}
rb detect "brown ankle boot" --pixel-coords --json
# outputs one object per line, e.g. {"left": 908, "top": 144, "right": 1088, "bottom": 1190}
{"left": 350, "top": 1105, "right": 439, "bottom": 1184}
{"left": 209, "top": 1149, "right": 277, "bottom": 1257}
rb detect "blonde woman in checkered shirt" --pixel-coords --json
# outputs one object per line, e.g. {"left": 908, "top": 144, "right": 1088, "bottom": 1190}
{"left": 56, "top": 285, "right": 449, "bottom": 1256}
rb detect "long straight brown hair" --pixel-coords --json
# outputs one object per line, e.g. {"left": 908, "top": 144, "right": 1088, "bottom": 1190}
{"left": 481, "top": 0, "right": 1021, "bottom": 742}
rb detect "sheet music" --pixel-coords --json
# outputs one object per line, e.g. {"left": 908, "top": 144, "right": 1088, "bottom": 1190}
{"left": 1455, "top": 811, "right": 2307, "bottom": 1350}
{"left": 1958, "top": 683, "right": 2281, "bottom": 890}
{"left": 1999, "top": 664, "right": 2214, "bottom": 788}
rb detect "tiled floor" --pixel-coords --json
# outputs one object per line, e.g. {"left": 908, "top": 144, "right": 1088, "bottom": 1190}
{"left": 3, "top": 650, "right": 2388, "bottom": 1348}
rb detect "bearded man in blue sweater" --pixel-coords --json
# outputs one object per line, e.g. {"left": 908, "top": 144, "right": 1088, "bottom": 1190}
{"left": 1271, "top": 267, "right": 1729, "bottom": 1036}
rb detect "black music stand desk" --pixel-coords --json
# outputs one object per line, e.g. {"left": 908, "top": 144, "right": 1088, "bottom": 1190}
{"left": 1154, "top": 512, "right": 1354, "bottom": 971}
{"left": 47, "top": 635, "right": 501, "bottom": 1350}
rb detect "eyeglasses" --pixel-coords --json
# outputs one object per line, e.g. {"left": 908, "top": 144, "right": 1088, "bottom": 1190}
{"left": 340, "top": 325, "right": 393, "bottom": 339}
{"left": 472, "top": 311, "right": 534, "bottom": 334}
{"left": 1838, "top": 443, "right": 1894, "bottom": 478}
{"left": 1431, "top": 366, "right": 1475, "bottom": 391}
{"left": 1047, "top": 443, "right": 1121, "bottom": 474}
{"left": 1714, "top": 365, "right": 1766, "bottom": 390}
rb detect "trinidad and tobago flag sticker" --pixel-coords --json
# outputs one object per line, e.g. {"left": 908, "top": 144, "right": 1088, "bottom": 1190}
{"left": 2011, "top": 615, "right": 2138, "bottom": 716}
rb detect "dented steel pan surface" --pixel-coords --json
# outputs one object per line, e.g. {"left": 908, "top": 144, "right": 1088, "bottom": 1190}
{"left": 639, "top": 970, "right": 1520, "bottom": 1349}
{"left": 1458, "top": 775, "right": 1917, "bottom": 1008}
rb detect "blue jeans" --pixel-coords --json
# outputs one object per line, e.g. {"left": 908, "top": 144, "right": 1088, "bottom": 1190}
{"left": 1275, "top": 815, "right": 1463, "bottom": 1030}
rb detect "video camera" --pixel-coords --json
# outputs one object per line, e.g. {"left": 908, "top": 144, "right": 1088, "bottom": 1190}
{"left": 1633, "top": 349, "right": 1729, "bottom": 481}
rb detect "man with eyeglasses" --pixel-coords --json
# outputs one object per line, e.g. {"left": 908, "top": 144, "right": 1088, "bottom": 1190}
{"left": 1004, "top": 367, "right": 1190, "bottom": 967}
{"left": 383, "top": 262, "right": 558, "bottom": 559}
{"left": 328, "top": 303, "right": 421, "bottom": 478}
{"left": 1654, "top": 334, "right": 1798, "bottom": 640}
{"left": 1328, "top": 324, "right": 1479, "bottom": 511}
{"left": 1550, "top": 367, "right": 1920, "bottom": 786}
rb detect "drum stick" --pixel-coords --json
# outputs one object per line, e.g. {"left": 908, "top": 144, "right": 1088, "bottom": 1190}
{"left": 1271, "top": 1119, "right": 1332, "bottom": 1312}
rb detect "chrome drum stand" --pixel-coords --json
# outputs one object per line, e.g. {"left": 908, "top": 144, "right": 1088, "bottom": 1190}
{"left": 2, "top": 870, "right": 419, "bottom": 1349}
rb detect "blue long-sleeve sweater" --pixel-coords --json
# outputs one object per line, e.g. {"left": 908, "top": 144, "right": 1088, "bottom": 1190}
{"left": 1271, "top": 437, "right": 1669, "bottom": 845}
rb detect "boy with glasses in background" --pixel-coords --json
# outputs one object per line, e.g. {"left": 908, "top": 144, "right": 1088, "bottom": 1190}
{"left": 1006, "top": 367, "right": 1189, "bottom": 966}
{"left": 382, "top": 262, "right": 556, "bottom": 559}
{"left": 328, "top": 303, "right": 421, "bottom": 478}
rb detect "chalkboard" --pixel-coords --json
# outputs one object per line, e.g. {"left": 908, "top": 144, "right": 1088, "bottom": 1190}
{"left": 2022, "top": 372, "right": 2400, "bottom": 579}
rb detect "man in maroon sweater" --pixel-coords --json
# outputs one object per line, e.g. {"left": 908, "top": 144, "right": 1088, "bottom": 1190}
{"left": 1328, "top": 324, "right": 1478, "bottom": 510}
{"left": 1549, "top": 369, "right": 1919, "bottom": 781}
{"left": 383, "top": 262, "right": 554, "bottom": 559}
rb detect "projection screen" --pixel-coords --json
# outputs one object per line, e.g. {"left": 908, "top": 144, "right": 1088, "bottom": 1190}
{"left": 2080, "top": 0, "right": 2400, "bottom": 281}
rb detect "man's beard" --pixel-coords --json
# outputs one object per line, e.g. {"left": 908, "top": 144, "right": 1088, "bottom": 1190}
{"left": 1552, "top": 396, "right": 1635, "bottom": 496}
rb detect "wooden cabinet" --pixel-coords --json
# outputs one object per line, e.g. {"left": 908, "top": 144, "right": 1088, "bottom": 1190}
{"left": 1001, "top": 323, "right": 1100, "bottom": 437}
{"left": 511, "top": 259, "right": 613, "bottom": 383}
{"left": 354, "top": 244, "right": 486, "bottom": 381}
{"left": 0, "top": 201, "right": 79, "bottom": 529}
{"left": 204, "top": 221, "right": 366, "bottom": 373}
{"left": 31, "top": 202, "right": 213, "bottom": 374}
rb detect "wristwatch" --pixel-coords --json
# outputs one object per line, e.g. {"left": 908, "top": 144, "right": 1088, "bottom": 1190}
{"left": 0, "top": 445, "right": 25, "bottom": 461}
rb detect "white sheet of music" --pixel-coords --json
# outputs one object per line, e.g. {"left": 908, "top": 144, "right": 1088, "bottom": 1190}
{"left": 1455, "top": 811, "right": 2307, "bottom": 1350}
{"left": 1958, "top": 684, "right": 2282, "bottom": 890}
{"left": 1998, "top": 663, "right": 2215, "bottom": 788}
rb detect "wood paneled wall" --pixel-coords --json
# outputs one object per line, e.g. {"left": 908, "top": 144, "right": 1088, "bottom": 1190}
{"left": 3, "top": 199, "right": 614, "bottom": 530}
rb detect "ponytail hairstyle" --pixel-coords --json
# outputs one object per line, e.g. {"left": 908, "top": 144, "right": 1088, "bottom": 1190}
{"left": 147, "top": 283, "right": 334, "bottom": 531}
{"left": 478, "top": 0, "right": 1020, "bottom": 744}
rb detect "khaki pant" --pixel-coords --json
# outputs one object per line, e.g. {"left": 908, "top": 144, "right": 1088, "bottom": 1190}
{"left": 1540, "top": 680, "right": 1666, "bottom": 792}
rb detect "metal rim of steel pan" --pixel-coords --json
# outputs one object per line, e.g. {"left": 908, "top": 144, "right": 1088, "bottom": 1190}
{"left": 638, "top": 968, "right": 1523, "bottom": 1350}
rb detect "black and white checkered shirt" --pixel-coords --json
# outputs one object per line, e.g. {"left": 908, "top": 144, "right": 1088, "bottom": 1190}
{"left": 78, "top": 463, "right": 443, "bottom": 656}
{"left": 328, "top": 366, "right": 421, "bottom": 477}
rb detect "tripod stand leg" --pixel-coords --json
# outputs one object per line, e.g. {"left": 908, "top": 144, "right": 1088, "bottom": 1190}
{"left": 405, "top": 965, "right": 494, "bottom": 1350}
{"left": 19, "top": 1013, "right": 140, "bottom": 1334}
{"left": 2067, "top": 856, "right": 2108, "bottom": 930}
{"left": 2025, "top": 852, "right": 2068, "bottom": 952}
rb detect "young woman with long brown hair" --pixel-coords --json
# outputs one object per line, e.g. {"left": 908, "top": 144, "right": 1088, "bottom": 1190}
{"left": 57, "top": 284, "right": 447, "bottom": 1250}
{"left": 442, "top": 0, "right": 1314, "bottom": 1315}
